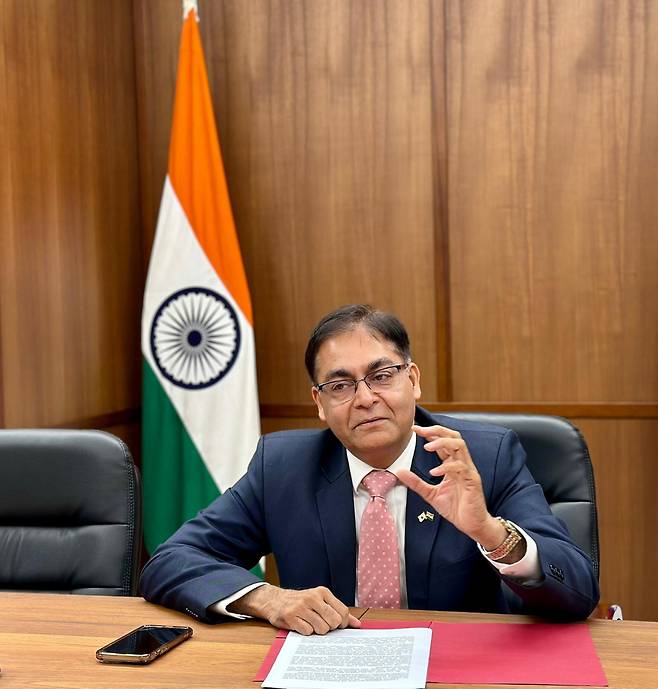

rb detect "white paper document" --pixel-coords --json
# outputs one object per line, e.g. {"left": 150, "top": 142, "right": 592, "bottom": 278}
{"left": 262, "top": 627, "right": 432, "bottom": 689}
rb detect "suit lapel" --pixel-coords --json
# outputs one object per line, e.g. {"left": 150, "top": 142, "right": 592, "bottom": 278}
{"left": 405, "top": 426, "right": 442, "bottom": 610}
{"left": 316, "top": 439, "right": 357, "bottom": 605}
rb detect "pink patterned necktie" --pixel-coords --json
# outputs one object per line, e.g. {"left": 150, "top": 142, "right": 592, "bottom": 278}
{"left": 357, "top": 470, "right": 401, "bottom": 608}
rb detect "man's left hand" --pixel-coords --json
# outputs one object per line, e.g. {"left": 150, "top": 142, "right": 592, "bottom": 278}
{"left": 396, "top": 424, "right": 507, "bottom": 550}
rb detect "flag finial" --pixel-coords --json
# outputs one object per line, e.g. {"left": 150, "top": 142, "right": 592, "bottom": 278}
{"left": 182, "top": 0, "right": 199, "bottom": 21}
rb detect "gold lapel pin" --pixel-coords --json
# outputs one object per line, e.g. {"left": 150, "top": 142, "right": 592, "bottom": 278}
{"left": 417, "top": 510, "right": 435, "bottom": 523}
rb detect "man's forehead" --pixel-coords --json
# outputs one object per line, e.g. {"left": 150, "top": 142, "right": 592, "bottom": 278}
{"left": 314, "top": 327, "right": 399, "bottom": 378}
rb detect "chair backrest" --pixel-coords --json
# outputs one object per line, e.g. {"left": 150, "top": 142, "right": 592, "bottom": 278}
{"left": 0, "top": 429, "right": 142, "bottom": 595}
{"left": 442, "top": 413, "right": 600, "bottom": 579}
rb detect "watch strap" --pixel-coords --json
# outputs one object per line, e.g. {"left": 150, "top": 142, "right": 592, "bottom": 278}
{"left": 484, "top": 517, "right": 522, "bottom": 561}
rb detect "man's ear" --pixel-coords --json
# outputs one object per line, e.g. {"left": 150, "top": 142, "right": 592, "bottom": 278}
{"left": 409, "top": 363, "right": 422, "bottom": 401}
{"left": 311, "top": 386, "right": 327, "bottom": 422}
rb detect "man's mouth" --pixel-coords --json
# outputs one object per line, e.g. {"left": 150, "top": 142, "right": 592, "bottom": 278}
{"left": 354, "top": 417, "right": 387, "bottom": 429}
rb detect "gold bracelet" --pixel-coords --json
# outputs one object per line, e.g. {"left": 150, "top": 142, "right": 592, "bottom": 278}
{"left": 484, "top": 517, "right": 522, "bottom": 561}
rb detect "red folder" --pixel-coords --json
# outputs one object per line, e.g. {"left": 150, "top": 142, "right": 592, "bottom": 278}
{"left": 254, "top": 619, "right": 607, "bottom": 686}
{"left": 428, "top": 621, "right": 607, "bottom": 686}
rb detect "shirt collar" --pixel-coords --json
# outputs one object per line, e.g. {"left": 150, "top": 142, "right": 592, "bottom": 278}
{"left": 346, "top": 432, "right": 417, "bottom": 494}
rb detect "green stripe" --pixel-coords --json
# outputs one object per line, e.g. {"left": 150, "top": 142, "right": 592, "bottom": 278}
{"left": 142, "top": 359, "right": 219, "bottom": 553}
{"left": 142, "top": 359, "right": 264, "bottom": 579}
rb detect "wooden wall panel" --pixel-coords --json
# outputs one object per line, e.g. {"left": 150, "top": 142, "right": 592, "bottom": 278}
{"left": 0, "top": 0, "right": 143, "bottom": 427}
{"left": 133, "top": 0, "right": 439, "bottom": 405}
{"left": 577, "top": 419, "right": 658, "bottom": 621}
{"left": 130, "top": 0, "right": 657, "bottom": 620}
{"left": 132, "top": 0, "right": 180, "bottom": 265}
{"left": 445, "top": 0, "right": 658, "bottom": 402}
{"left": 260, "top": 416, "right": 324, "bottom": 435}
{"left": 2, "top": 0, "right": 654, "bottom": 621}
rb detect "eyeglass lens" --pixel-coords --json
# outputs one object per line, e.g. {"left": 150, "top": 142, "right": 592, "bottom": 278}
{"left": 321, "top": 365, "right": 406, "bottom": 403}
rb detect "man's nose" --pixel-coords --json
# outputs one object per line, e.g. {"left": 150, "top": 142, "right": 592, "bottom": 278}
{"left": 352, "top": 378, "right": 377, "bottom": 405}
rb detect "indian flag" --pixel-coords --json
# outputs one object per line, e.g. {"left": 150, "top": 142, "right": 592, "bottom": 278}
{"left": 141, "top": 2, "right": 260, "bottom": 563}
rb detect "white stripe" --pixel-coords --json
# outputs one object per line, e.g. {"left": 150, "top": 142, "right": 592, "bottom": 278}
{"left": 142, "top": 177, "right": 260, "bottom": 491}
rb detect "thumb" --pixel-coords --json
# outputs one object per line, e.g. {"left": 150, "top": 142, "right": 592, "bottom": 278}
{"left": 347, "top": 614, "right": 362, "bottom": 628}
{"left": 395, "top": 469, "right": 435, "bottom": 503}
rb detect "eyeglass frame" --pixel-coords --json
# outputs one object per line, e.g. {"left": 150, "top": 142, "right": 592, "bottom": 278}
{"left": 314, "top": 362, "right": 411, "bottom": 403}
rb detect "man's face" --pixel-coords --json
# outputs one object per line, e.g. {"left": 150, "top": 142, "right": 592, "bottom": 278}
{"left": 311, "top": 326, "right": 421, "bottom": 468}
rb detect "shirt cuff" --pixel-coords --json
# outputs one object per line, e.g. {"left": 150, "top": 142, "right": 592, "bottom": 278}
{"left": 209, "top": 582, "right": 268, "bottom": 620}
{"left": 478, "top": 522, "right": 542, "bottom": 582}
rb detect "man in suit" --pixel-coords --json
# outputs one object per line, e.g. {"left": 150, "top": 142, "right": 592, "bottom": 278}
{"left": 140, "top": 305, "right": 599, "bottom": 633}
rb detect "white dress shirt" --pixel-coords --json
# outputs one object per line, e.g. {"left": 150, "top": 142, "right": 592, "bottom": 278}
{"left": 347, "top": 432, "right": 416, "bottom": 607}
{"left": 213, "top": 432, "right": 540, "bottom": 618}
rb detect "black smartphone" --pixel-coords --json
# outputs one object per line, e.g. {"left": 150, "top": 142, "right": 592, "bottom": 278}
{"left": 96, "top": 624, "right": 193, "bottom": 664}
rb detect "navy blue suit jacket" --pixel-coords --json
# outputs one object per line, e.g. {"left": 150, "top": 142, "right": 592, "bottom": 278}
{"left": 140, "top": 407, "right": 599, "bottom": 622}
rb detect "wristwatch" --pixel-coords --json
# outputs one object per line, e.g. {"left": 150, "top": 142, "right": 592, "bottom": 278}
{"left": 483, "top": 517, "right": 522, "bottom": 561}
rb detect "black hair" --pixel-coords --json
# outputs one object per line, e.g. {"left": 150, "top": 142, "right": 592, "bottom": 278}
{"left": 304, "top": 304, "right": 412, "bottom": 383}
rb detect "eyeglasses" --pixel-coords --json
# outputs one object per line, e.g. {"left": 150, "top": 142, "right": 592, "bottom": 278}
{"left": 316, "top": 363, "right": 410, "bottom": 405}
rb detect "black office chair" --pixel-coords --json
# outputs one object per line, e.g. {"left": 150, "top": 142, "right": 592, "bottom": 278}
{"left": 441, "top": 413, "right": 600, "bottom": 579}
{"left": 0, "top": 429, "right": 142, "bottom": 595}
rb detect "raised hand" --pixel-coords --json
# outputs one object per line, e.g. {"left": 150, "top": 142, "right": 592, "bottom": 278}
{"left": 396, "top": 424, "right": 506, "bottom": 549}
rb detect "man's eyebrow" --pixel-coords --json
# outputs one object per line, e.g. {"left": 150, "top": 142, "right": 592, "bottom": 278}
{"left": 321, "top": 367, "right": 354, "bottom": 382}
{"left": 321, "top": 357, "right": 396, "bottom": 382}
{"left": 365, "top": 357, "right": 396, "bottom": 373}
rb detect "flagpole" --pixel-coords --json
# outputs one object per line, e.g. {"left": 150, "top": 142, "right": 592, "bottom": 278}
{"left": 182, "top": 0, "right": 199, "bottom": 21}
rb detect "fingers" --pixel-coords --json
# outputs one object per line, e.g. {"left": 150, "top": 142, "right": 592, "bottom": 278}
{"left": 395, "top": 468, "right": 436, "bottom": 503}
{"left": 323, "top": 588, "right": 361, "bottom": 630}
{"left": 346, "top": 613, "right": 362, "bottom": 629}
{"left": 291, "top": 617, "right": 315, "bottom": 635}
{"left": 292, "top": 608, "right": 332, "bottom": 635}
{"left": 271, "top": 586, "right": 356, "bottom": 636}
{"left": 412, "top": 423, "right": 461, "bottom": 440}
{"left": 429, "top": 462, "right": 482, "bottom": 493}
{"left": 429, "top": 458, "right": 471, "bottom": 477}
{"left": 398, "top": 458, "right": 480, "bottom": 497}
{"left": 421, "top": 435, "right": 464, "bottom": 456}
{"left": 414, "top": 425, "right": 472, "bottom": 464}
